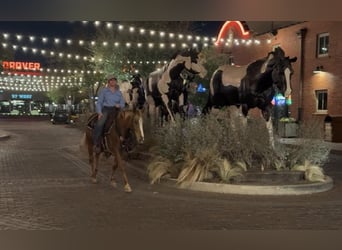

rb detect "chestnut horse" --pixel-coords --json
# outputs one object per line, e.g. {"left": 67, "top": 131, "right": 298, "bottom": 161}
{"left": 82, "top": 109, "right": 144, "bottom": 192}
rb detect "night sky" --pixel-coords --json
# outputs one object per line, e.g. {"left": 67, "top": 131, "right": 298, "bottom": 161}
{"left": 0, "top": 21, "right": 224, "bottom": 37}
{"left": 0, "top": 21, "right": 76, "bottom": 37}
{"left": 0, "top": 21, "right": 225, "bottom": 62}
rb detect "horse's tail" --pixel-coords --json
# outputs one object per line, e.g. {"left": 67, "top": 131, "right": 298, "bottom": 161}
{"left": 202, "top": 92, "right": 212, "bottom": 115}
{"left": 202, "top": 70, "right": 222, "bottom": 115}
{"left": 212, "top": 70, "right": 223, "bottom": 95}
{"left": 239, "top": 76, "right": 249, "bottom": 103}
{"left": 79, "top": 132, "right": 88, "bottom": 153}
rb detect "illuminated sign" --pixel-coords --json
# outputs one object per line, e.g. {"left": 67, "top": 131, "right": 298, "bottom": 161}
{"left": 197, "top": 83, "right": 206, "bottom": 93}
{"left": 2, "top": 61, "right": 41, "bottom": 71}
{"left": 11, "top": 94, "right": 33, "bottom": 99}
{"left": 286, "top": 95, "right": 292, "bottom": 105}
{"left": 215, "top": 21, "right": 250, "bottom": 46}
{"left": 272, "top": 93, "right": 287, "bottom": 106}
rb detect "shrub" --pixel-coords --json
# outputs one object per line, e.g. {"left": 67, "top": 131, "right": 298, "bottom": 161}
{"left": 146, "top": 109, "right": 331, "bottom": 185}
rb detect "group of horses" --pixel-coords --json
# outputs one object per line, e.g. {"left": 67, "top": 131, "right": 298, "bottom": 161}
{"left": 81, "top": 46, "right": 297, "bottom": 192}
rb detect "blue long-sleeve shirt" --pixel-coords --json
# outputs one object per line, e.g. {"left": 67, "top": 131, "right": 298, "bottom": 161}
{"left": 96, "top": 87, "right": 125, "bottom": 113}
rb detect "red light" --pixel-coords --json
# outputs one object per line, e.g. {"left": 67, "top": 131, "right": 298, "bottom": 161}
{"left": 215, "top": 21, "right": 250, "bottom": 46}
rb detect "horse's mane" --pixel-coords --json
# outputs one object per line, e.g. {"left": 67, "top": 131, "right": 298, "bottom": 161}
{"left": 246, "top": 59, "right": 266, "bottom": 77}
{"left": 149, "top": 62, "right": 169, "bottom": 77}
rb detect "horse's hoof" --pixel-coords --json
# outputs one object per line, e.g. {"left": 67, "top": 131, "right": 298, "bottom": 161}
{"left": 111, "top": 181, "right": 117, "bottom": 188}
{"left": 124, "top": 185, "right": 132, "bottom": 193}
{"left": 91, "top": 178, "right": 98, "bottom": 184}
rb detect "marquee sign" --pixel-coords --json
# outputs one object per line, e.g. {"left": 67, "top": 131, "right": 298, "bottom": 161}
{"left": 1, "top": 61, "right": 41, "bottom": 75}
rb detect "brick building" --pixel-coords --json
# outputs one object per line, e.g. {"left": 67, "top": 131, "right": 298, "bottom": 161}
{"left": 227, "top": 21, "right": 342, "bottom": 128}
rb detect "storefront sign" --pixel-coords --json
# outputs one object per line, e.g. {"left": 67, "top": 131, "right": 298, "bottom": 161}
{"left": 2, "top": 61, "right": 41, "bottom": 71}
{"left": 11, "top": 94, "right": 33, "bottom": 99}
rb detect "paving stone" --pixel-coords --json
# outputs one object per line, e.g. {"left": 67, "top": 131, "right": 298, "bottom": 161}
{"left": 0, "top": 119, "right": 342, "bottom": 229}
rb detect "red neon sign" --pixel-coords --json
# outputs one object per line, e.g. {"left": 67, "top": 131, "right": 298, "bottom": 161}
{"left": 2, "top": 61, "right": 41, "bottom": 71}
{"left": 215, "top": 21, "right": 250, "bottom": 45}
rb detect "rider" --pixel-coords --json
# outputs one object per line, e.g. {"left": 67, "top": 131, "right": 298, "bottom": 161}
{"left": 93, "top": 74, "right": 125, "bottom": 153}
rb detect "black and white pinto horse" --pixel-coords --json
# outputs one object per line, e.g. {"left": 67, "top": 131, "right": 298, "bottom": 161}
{"left": 120, "top": 74, "right": 146, "bottom": 110}
{"left": 203, "top": 47, "right": 297, "bottom": 145}
{"left": 145, "top": 48, "right": 207, "bottom": 125}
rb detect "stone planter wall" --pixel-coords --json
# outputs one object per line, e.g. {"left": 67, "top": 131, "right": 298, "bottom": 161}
{"left": 278, "top": 122, "right": 298, "bottom": 138}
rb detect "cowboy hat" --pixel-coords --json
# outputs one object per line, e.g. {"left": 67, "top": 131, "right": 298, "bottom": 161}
{"left": 106, "top": 74, "right": 117, "bottom": 81}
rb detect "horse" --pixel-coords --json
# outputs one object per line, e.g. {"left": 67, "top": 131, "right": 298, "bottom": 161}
{"left": 145, "top": 48, "right": 207, "bottom": 126}
{"left": 119, "top": 74, "right": 146, "bottom": 110}
{"left": 203, "top": 47, "right": 297, "bottom": 145}
{"left": 130, "top": 74, "right": 146, "bottom": 110}
{"left": 82, "top": 108, "right": 145, "bottom": 192}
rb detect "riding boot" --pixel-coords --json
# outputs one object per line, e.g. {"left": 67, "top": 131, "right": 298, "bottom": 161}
{"left": 93, "top": 137, "right": 102, "bottom": 154}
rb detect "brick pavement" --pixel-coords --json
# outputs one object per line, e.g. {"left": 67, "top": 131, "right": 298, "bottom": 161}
{"left": 1, "top": 119, "right": 342, "bottom": 230}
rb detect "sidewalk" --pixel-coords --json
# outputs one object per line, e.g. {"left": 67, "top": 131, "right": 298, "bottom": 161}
{"left": 2, "top": 128, "right": 341, "bottom": 150}
{"left": 279, "top": 137, "right": 342, "bottom": 152}
{"left": 1, "top": 128, "right": 341, "bottom": 196}
{"left": 0, "top": 129, "right": 10, "bottom": 141}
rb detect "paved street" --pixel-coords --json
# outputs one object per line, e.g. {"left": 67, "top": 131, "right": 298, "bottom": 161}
{"left": 1, "top": 118, "right": 342, "bottom": 230}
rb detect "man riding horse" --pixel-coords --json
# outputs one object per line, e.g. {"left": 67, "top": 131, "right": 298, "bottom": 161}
{"left": 93, "top": 75, "right": 125, "bottom": 153}
{"left": 83, "top": 74, "right": 145, "bottom": 192}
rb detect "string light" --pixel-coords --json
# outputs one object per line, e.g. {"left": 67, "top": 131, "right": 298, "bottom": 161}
{"left": 0, "top": 22, "right": 272, "bottom": 52}
{"left": 0, "top": 21, "right": 274, "bottom": 93}
{"left": 6, "top": 40, "right": 204, "bottom": 52}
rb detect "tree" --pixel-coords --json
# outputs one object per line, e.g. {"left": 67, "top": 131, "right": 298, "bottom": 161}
{"left": 88, "top": 21, "right": 194, "bottom": 79}
{"left": 187, "top": 46, "right": 232, "bottom": 108}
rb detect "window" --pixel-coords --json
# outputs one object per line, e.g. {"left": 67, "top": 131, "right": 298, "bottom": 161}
{"left": 228, "top": 55, "right": 234, "bottom": 65}
{"left": 316, "top": 90, "right": 328, "bottom": 112}
{"left": 317, "top": 33, "right": 329, "bottom": 57}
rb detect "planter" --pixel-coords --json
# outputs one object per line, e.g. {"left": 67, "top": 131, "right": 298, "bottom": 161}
{"left": 278, "top": 122, "right": 298, "bottom": 138}
{"left": 163, "top": 176, "right": 334, "bottom": 196}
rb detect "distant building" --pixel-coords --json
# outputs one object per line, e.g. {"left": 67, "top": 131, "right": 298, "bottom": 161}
{"left": 0, "top": 90, "right": 51, "bottom": 116}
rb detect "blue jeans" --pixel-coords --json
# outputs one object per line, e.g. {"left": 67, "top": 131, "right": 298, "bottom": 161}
{"left": 93, "top": 107, "right": 117, "bottom": 145}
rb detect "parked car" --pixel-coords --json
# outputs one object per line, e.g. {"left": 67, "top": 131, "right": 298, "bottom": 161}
{"left": 51, "top": 110, "right": 70, "bottom": 124}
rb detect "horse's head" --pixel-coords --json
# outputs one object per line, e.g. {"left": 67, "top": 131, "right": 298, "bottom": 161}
{"left": 126, "top": 109, "right": 145, "bottom": 145}
{"left": 267, "top": 47, "right": 297, "bottom": 98}
{"left": 177, "top": 48, "right": 207, "bottom": 79}
{"left": 129, "top": 74, "right": 146, "bottom": 109}
{"left": 119, "top": 80, "right": 134, "bottom": 108}
{"left": 130, "top": 74, "right": 142, "bottom": 89}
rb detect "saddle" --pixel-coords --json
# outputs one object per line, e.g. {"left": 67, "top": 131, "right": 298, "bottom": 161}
{"left": 87, "top": 113, "right": 115, "bottom": 134}
{"left": 87, "top": 113, "right": 134, "bottom": 155}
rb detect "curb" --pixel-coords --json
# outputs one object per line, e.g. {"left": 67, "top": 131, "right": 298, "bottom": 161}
{"left": 63, "top": 145, "right": 335, "bottom": 196}
{"left": 162, "top": 176, "right": 334, "bottom": 196}
{"left": 0, "top": 134, "right": 10, "bottom": 141}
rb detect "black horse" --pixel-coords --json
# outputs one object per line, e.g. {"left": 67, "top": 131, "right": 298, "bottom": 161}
{"left": 129, "top": 74, "right": 146, "bottom": 110}
{"left": 145, "top": 48, "right": 207, "bottom": 125}
{"left": 203, "top": 47, "right": 297, "bottom": 144}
